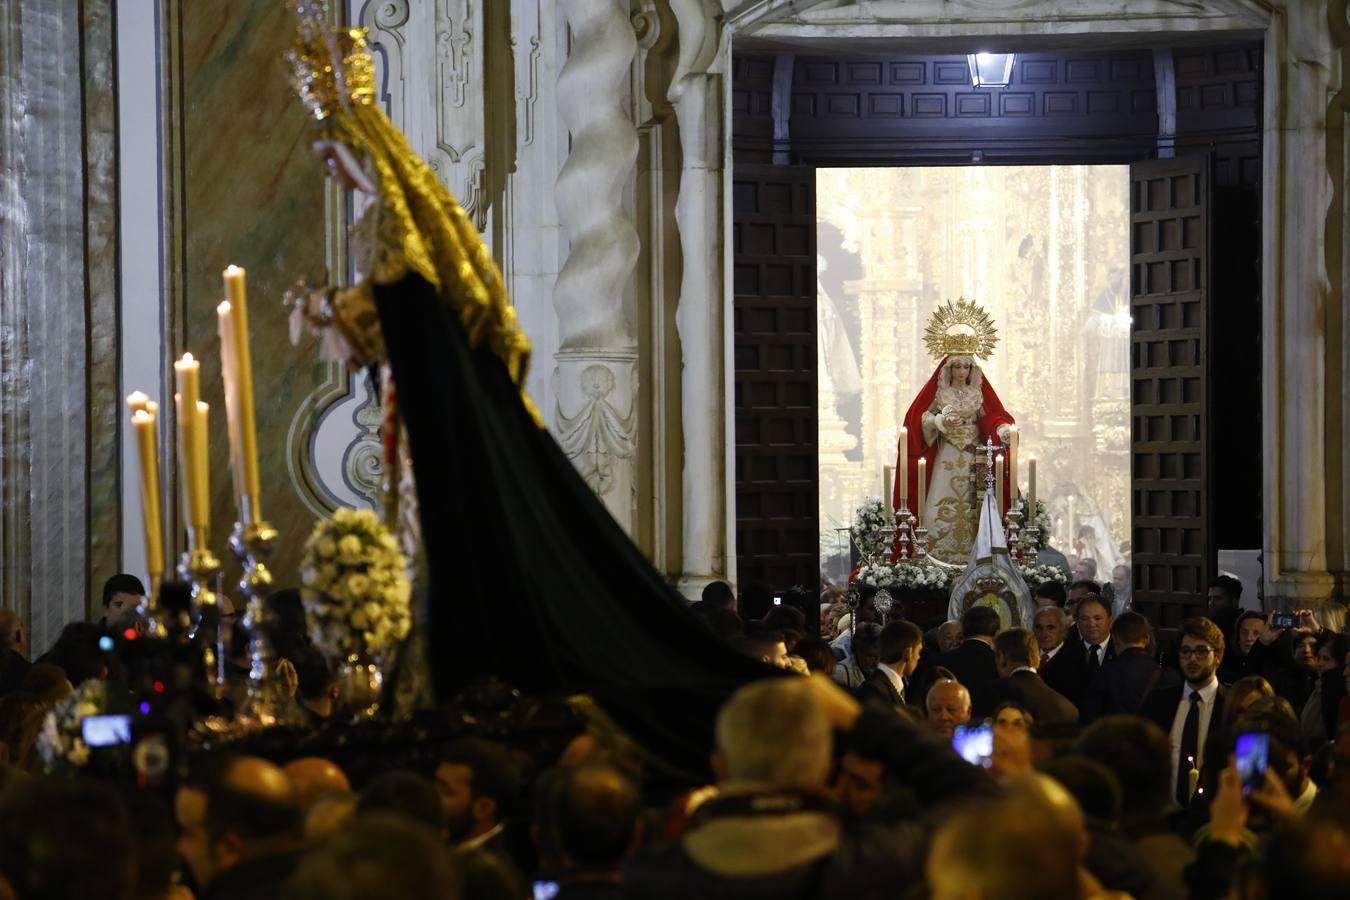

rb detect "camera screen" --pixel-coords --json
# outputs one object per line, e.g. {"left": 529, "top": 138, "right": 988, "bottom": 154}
{"left": 81, "top": 715, "right": 132, "bottom": 748}
{"left": 1270, "top": 612, "right": 1297, "bottom": 629}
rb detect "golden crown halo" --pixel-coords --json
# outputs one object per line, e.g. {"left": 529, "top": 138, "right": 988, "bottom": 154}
{"left": 924, "top": 297, "right": 999, "bottom": 360}
{"left": 286, "top": 0, "right": 375, "bottom": 121}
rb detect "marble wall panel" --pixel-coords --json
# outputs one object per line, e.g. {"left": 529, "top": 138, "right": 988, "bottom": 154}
{"left": 84, "top": 0, "right": 121, "bottom": 610}
{"left": 169, "top": 0, "right": 332, "bottom": 591}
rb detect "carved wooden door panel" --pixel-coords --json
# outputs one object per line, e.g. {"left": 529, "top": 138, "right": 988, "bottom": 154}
{"left": 732, "top": 165, "right": 819, "bottom": 595}
{"left": 1129, "top": 157, "right": 1212, "bottom": 629}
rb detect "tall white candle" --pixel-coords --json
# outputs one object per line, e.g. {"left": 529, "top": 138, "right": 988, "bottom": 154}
{"left": 917, "top": 458, "right": 927, "bottom": 521}
{"left": 1027, "top": 454, "right": 1037, "bottom": 513}
{"left": 882, "top": 465, "right": 894, "bottom": 518}
{"left": 897, "top": 426, "right": 908, "bottom": 505}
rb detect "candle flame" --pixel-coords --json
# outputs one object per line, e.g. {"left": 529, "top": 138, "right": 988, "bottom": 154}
{"left": 131, "top": 410, "right": 154, "bottom": 425}
{"left": 178, "top": 352, "right": 195, "bottom": 365}
{"left": 145, "top": 400, "right": 158, "bottom": 414}
{"left": 197, "top": 401, "right": 209, "bottom": 412}
{"left": 224, "top": 264, "right": 244, "bottom": 276}
{"left": 126, "top": 391, "right": 149, "bottom": 409}
{"left": 218, "top": 300, "right": 232, "bottom": 314}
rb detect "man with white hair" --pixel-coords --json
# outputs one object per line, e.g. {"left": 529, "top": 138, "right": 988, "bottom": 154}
{"left": 624, "top": 677, "right": 994, "bottom": 896}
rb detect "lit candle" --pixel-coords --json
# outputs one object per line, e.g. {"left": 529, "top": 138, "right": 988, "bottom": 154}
{"left": 223, "top": 266, "right": 261, "bottom": 525}
{"left": 1187, "top": 763, "right": 1199, "bottom": 799}
{"left": 217, "top": 301, "right": 245, "bottom": 513}
{"left": 126, "top": 391, "right": 151, "bottom": 414}
{"left": 173, "top": 355, "right": 205, "bottom": 541}
{"left": 994, "top": 453, "right": 1005, "bottom": 508}
{"left": 882, "top": 465, "right": 894, "bottom": 518}
{"left": 195, "top": 400, "right": 211, "bottom": 526}
{"left": 897, "top": 426, "right": 908, "bottom": 505}
{"left": 917, "top": 458, "right": 927, "bottom": 520}
{"left": 1028, "top": 454, "right": 1038, "bottom": 513}
{"left": 130, "top": 405, "right": 164, "bottom": 590}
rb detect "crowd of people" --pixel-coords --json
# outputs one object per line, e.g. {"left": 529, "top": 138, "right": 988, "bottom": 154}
{"left": 0, "top": 573, "right": 1345, "bottom": 899}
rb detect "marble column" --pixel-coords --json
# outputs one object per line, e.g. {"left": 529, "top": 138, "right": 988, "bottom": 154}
{"left": 0, "top": 0, "right": 114, "bottom": 649}
{"left": 1262, "top": 0, "right": 1341, "bottom": 616}
{"left": 669, "top": 0, "right": 730, "bottom": 598}
{"left": 554, "top": 0, "right": 641, "bottom": 531}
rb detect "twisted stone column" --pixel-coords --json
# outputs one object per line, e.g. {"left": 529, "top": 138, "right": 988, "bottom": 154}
{"left": 553, "top": 0, "right": 640, "bottom": 531}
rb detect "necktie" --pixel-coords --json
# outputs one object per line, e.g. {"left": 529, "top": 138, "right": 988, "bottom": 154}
{"left": 1040, "top": 650, "right": 1049, "bottom": 668}
{"left": 1176, "top": 690, "right": 1202, "bottom": 807}
{"left": 1087, "top": 644, "right": 1101, "bottom": 676}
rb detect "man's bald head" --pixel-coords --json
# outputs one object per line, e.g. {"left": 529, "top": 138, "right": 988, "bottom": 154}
{"left": 177, "top": 754, "right": 302, "bottom": 888}
{"left": 0, "top": 609, "right": 23, "bottom": 655}
{"left": 927, "top": 679, "right": 972, "bottom": 739}
{"left": 283, "top": 757, "right": 352, "bottom": 814}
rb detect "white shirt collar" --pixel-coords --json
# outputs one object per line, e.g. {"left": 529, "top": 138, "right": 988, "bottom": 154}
{"left": 1010, "top": 665, "right": 1037, "bottom": 676}
{"left": 1042, "top": 642, "right": 1063, "bottom": 661}
{"left": 876, "top": 662, "right": 906, "bottom": 699}
{"left": 1187, "top": 675, "right": 1220, "bottom": 704}
{"left": 1294, "top": 779, "right": 1319, "bottom": 815}
{"left": 460, "top": 822, "right": 505, "bottom": 850}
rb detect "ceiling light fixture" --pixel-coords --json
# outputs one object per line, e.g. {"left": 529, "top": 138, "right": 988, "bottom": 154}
{"left": 967, "top": 52, "right": 1015, "bottom": 88}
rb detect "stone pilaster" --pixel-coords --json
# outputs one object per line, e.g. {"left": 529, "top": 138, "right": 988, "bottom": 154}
{"left": 669, "top": 0, "right": 729, "bottom": 598}
{"left": 1261, "top": 0, "right": 1341, "bottom": 617}
{"left": 554, "top": 0, "right": 641, "bottom": 532}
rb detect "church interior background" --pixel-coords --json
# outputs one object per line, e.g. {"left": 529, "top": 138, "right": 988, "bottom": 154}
{"left": 815, "top": 165, "right": 1130, "bottom": 583}
{"left": 1, "top": 0, "right": 1347, "bottom": 649}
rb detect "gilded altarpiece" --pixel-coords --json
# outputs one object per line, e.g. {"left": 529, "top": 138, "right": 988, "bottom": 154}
{"left": 816, "top": 166, "right": 1130, "bottom": 578}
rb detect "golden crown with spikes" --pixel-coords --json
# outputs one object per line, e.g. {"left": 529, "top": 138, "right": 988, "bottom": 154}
{"left": 924, "top": 297, "right": 999, "bottom": 360}
{"left": 286, "top": 0, "right": 376, "bottom": 121}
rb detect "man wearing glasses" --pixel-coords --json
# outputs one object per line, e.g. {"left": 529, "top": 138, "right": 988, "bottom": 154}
{"left": 1141, "top": 617, "right": 1227, "bottom": 809}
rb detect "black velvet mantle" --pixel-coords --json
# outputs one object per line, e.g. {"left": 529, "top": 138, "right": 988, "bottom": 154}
{"left": 373, "top": 274, "right": 773, "bottom": 778}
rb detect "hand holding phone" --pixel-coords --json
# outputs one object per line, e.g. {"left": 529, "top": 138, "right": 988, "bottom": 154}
{"left": 1235, "top": 732, "right": 1269, "bottom": 796}
{"left": 1269, "top": 612, "right": 1297, "bottom": 630}
{"left": 953, "top": 723, "right": 993, "bottom": 768}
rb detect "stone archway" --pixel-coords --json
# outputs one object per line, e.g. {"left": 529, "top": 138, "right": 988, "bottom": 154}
{"left": 665, "top": 0, "right": 1347, "bottom": 613}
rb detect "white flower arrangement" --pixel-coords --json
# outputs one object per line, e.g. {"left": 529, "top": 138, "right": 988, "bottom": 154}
{"left": 850, "top": 499, "right": 893, "bottom": 565}
{"left": 855, "top": 559, "right": 952, "bottom": 592}
{"left": 1011, "top": 496, "right": 1053, "bottom": 549}
{"left": 36, "top": 679, "right": 105, "bottom": 774}
{"left": 300, "top": 507, "right": 413, "bottom": 659}
{"left": 1018, "top": 561, "right": 1070, "bottom": 588}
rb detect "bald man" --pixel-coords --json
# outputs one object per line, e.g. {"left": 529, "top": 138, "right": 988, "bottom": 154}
{"left": 283, "top": 757, "right": 351, "bottom": 815}
{"left": 176, "top": 754, "right": 303, "bottom": 900}
{"left": 927, "top": 679, "right": 972, "bottom": 740}
{"left": 0, "top": 609, "right": 29, "bottom": 696}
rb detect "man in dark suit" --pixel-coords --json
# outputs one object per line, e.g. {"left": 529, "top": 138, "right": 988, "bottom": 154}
{"left": 975, "top": 628, "right": 1078, "bottom": 723}
{"left": 915, "top": 606, "right": 1000, "bottom": 701}
{"left": 1081, "top": 611, "right": 1180, "bottom": 723}
{"left": 1035, "top": 606, "right": 1077, "bottom": 702}
{"left": 862, "top": 620, "right": 923, "bottom": 711}
{"left": 1139, "top": 617, "right": 1227, "bottom": 810}
{"left": 1051, "top": 594, "right": 1116, "bottom": 709}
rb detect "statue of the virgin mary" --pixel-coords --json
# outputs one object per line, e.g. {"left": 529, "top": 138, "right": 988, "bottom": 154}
{"left": 893, "top": 299, "right": 1016, "bottom": 563}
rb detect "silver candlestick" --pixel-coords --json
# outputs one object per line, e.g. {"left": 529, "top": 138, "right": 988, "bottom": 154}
{"left": 229, "top": 519, "right": 288, "bottom": 724}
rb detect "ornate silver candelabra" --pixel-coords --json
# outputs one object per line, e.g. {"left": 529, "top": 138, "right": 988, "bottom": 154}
{"left": 229, "top": 519, "right": 289, "bottom": 724}
{"left": 179, "top": 538, "right": 225, "bottom": 688}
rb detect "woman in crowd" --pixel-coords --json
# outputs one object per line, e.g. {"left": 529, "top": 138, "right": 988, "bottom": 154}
{"left": 1218, "top": 611, "right": 1265, "bottom": 684}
